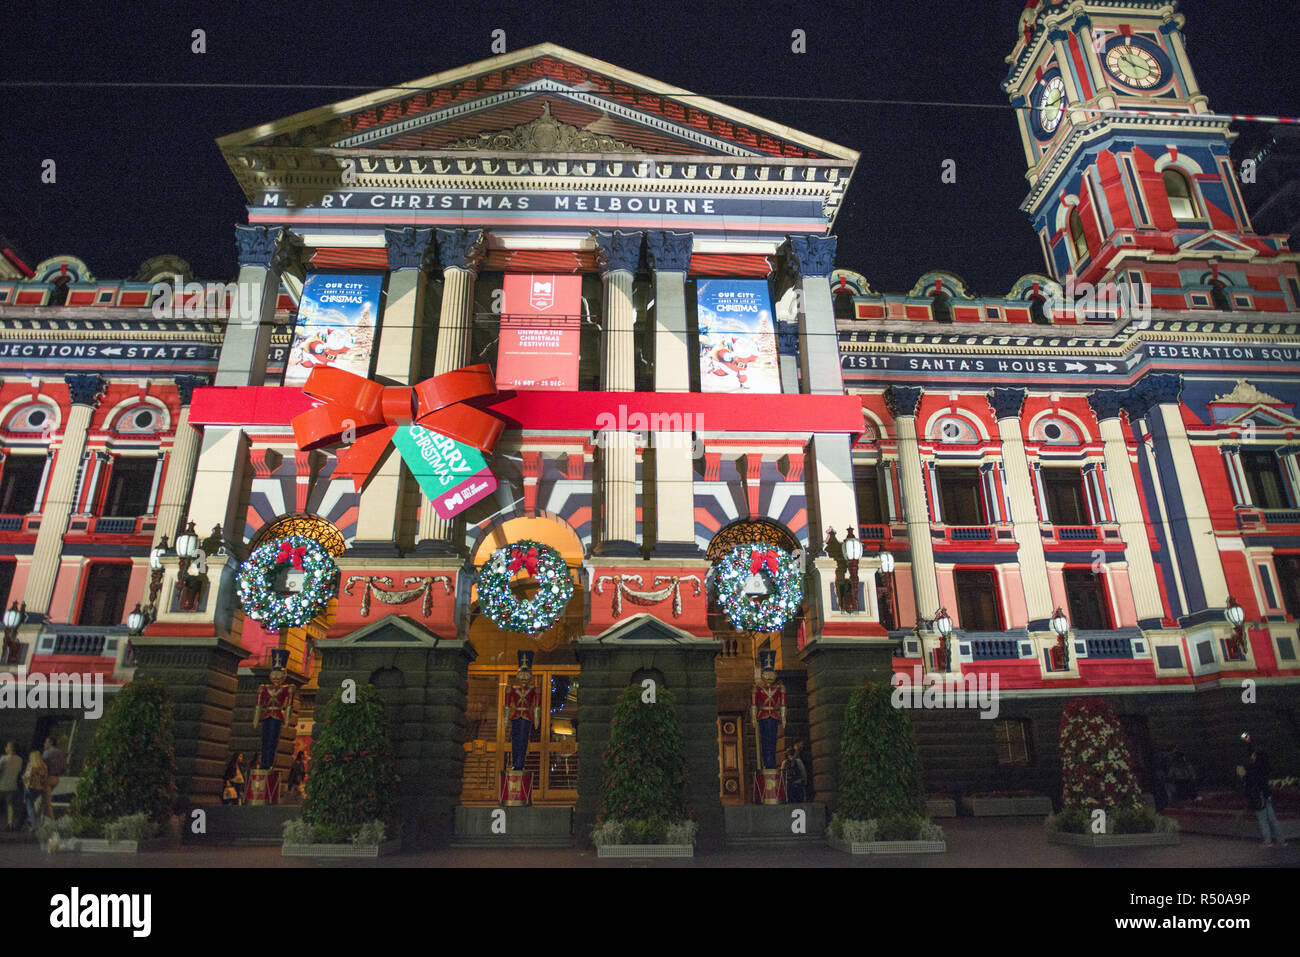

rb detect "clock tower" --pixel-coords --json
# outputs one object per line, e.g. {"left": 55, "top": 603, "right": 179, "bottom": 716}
{"left": 1004, "top": 1, "right": 1299, "bottom": 311}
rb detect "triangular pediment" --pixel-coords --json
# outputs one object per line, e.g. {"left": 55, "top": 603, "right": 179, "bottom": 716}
{"left": 333, "top": 614, "right": 446, "bottom": 645}
{"left": 1178, "top": 231, "right": 1257, "bottom": 255}
{"left": 218, "top": 44, "right": 857, "bottom": 162}
{"left": 1208, "top": 380, "right": 1298, "bottom": 425}
{"left": 587, "top": 612, "right": 712, "bottom": 644}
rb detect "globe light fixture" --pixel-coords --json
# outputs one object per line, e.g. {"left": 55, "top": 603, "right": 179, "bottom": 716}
{"left": 1225, "top": 596, "right": 1246, "bottom": 659}
{"left": 1050, "top": 608, "right": 1070, "bottom": 638}
{"left": 932, "top": 607, "right": 952, "bottom": 673}
{"left": 841, "top": 527, "right": 863, "bottom": 613}
{"left": 1049, "top": 607, "right": 1071, "bottom": 671}
{"left": 127, "top": 603, "right": 147, "bottom": 636}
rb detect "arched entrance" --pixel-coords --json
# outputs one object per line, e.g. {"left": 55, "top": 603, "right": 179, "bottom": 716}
{"left": 461, "top": 515, "right": 585, "bottom": 806}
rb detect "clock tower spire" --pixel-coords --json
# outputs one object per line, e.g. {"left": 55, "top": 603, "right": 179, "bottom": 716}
{"left": 1003, "top": 1, "right": 1298, "bottom": 312}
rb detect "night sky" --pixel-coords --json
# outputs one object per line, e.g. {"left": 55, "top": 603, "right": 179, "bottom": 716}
{"left": 2, "top": 0, "right": 1295, "bottom": 296}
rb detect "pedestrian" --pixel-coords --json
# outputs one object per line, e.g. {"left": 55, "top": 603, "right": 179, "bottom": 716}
{"left": 41, "top": 735, "right": 66, "bottom": 795}
{"left": 1238, "top": 748, "right": 1287, "bottom": 847}
{"left": 1170, "top": 750, "right": 1197, "bottom": 801}
{"left": 222, "top": 753, "right": 244, "bottom": 805}
{"left": 287, "top": 751, "right": 307, "bottom": 796}
{"left": 22, "top": 751, "right": 52, "bottom": 827}
{"left": 0, "top": 741, "right": 22, "bottom": 830}
{"left": 781, "top": 747, "right": 808, "bottom": 803}
{"left": 794, "top": 740, "right": 814, "bottom": 801}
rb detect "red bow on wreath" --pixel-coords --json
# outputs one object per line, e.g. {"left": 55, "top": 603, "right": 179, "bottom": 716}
{"left": 750, "top": 549, "right": 779, "bottom": 575}
{"left": 508, "top": 547, "right": 540, "bottom": 576}
{"left": 275, "top": 543, "right": 307, "bottom": 569}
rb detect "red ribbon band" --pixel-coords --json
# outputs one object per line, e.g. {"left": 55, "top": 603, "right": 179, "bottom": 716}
{"left": 750, "top": 549, "right": 779, "bottom": 575}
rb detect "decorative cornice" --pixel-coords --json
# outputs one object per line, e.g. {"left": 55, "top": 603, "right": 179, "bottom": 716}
{"left": 987, "top": 388, "right": 1027, "bottom": 421}
{"left": 435, "top": 228, "right": 485, "bottom": 273}
{"left": 884, "top": 386, "right": 923, "bottom": 419}
{"left": 447, "top": 101, "right": 635, "bottom": 154}
{"left": 1212, "top": 379, "right": 1284, "bottom": 406}
{"left": 644, "top": 231, "right": 693, "bottom": 273}
{"left": 592, "top": 230, "right": 643, "bottom": 275}
{"left": 385, "top": 227, "right": 436, "bottom": 272}
{"left": 174, "top": 375, "right": 209, "bottom": 406}
{"left": 65, "top": 373, "right": 105, "bottom": 407}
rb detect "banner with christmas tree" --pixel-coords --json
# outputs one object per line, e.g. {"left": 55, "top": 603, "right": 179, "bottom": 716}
{"left": 697, "top": 279, "right": 781, "bottom": 394}
{"left": 285, "top": 273, "right": 383, "bottom": 388}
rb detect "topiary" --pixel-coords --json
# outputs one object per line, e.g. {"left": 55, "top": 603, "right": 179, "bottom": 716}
{"left": 596, "top": 684, "right": 691, "bottom": 831}
{"left": 71, "top": 678, "right": 177, "bottom": 827}
{"left": 302, "top": 683, "right": 399, "bottom": 842}
{"left": 837, "top": 682, "right": 928, "bottom": 822}
{"left": 1058, "top": 697, "right": 1142, "bottom": 814}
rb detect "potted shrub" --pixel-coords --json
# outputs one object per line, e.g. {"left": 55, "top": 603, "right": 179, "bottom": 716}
{"left": 829, "top": 682, "right": 945, "bottom": 854}
{"left": 1046, "top": 697, "right": 1177, "bottom": 847}
{"left": 282, "top": 683, "right": 400, "bottom": 857}
{"left": 65, "top": 678, "right": 179, "bottom": 852}
{"left": 592, "top": 684, "right": 695, "bottom": 858}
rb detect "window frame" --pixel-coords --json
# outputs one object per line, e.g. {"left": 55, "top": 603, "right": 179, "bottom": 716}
{"left": 1162, "top": 167, "right": 1199, "bottom": 222}
{"left": 953, "top": 567, "right": 1003, "bottom": 632}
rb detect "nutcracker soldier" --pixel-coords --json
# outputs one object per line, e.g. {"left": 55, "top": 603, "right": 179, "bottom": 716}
{"left": 750, "top": 650, "right": 787, "bottom": 804}
{"left": 249, "top": 649, "right": 294, "bottom": 805}
{"left": 501, "top": 650, "right": 540, "bottom": 806}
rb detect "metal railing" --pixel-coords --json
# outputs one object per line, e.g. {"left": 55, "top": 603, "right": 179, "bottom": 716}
{"left": 970, "top": 637, "right": 1020, "bottom": 660}
{"left": 50, "top": 633, "right": 107, "bottom": 656}
{"left": 1084, "top": 636, "right": 1133, "bottom": 659}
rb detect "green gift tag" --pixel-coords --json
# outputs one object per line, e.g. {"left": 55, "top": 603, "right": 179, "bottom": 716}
{"left": 390, "top": 423, "right": 497, "bottom": 519}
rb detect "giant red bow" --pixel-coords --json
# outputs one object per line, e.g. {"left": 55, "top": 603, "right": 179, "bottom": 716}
{"left": 508, "top": 547, "right": 539, "bottom": 576}
{"left": 291, "top": 365, "right": 504, "bottom": 492}
{"left": 276, "top": 542, "right": 307, "bottom": 569}
{"left": 750, "top": 549, "right": 779, "bottom": 575}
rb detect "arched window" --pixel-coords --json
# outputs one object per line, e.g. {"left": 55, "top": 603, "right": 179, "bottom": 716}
{"left": 1209, "top": 279, "right": 1232, "bottom": 312}
{"left": 1030, "top": 294, "right": 1049, "bottom": 325}
{"left": 931, "top": 292, "right": 952, "bottom": 323}
{"left": 1162, "top": 168, "right": 1198, "bottom": 221}
{"left": 833, "top": 290, "right": 856, "bottom": 320}
{"left": 1068, "top": 209, "right": 1088, "bottom": 262}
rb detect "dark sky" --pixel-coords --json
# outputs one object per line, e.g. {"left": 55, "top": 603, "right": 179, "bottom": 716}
{"left": 2, "top": 0, "right": 1295, "bottom": 296}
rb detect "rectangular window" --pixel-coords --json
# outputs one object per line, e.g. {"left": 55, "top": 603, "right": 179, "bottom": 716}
{"left": 1241, "top": 450, "right": 1288, "bottom": 509}
{"left": 470, "top": 270, "right": 504, "bottom": 374}
{"left": 102, "top": 457, "right": 156, "bottom": 517}
{"left": 939, "top": 468, "right": 985, "bottom": 525}
{"left": 1276, "top": 554, "right": 1300, "bottom": 619}
{"left": 577, "top": 273, "right": 604, "bottom": 391}
{"left": 77, "top": 563, "right": 132, "bottom": 626}
{"left": 0, "top": 560, "right": 14, "bottom": 608}
{"left": 994, "top": 718, "right": 1030, "bottom": 765}
{"left": 954, "top": 569, "right": 1001, "bottom": 631}
{"left": 0, "top": 455, "right": 45, "bottom": 514}
{"left": 1041, "top": 468, "right": 1088, "bottom": 525}
{"left": 1064, "top": 568, "right": 1112, "bottom": 631}
{"left": 854, "top": 464, "right": 885, "bottom": 525}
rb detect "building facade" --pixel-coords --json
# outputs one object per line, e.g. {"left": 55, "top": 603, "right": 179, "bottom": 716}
{"left": 0, "top": 0, "right": 1296, "bottom": 848}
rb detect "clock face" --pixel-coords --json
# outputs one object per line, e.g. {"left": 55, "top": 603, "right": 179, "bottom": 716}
{"left": 1038, "top": 76, "right": 1066, "bottom": 134}
{"left": 1106, "top": 43, "right": 1163, "bottom": 89}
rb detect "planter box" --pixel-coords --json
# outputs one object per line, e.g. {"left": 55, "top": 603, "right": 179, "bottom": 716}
{"left": 927, "top": 797, "right": 958, "bottom": 819}
{"left": 962, "top": 796, "right": 1053, "bottom": 817}
{"left": 67, "top": 837, "right": 177, "bottom": 853}
{"left": 282, "top": 839, "right": 401, "bottom": 858}
{"left": 829, "top": 837, "right": 947, "bottom": 855}
{"left": 1047, "top": 830, "right": 1179, "bottom": 848}
{"left": 596, "top": 843, "right": 694, "bottom": 859}
{"left": 1165, "top": 808, "right": 1300, "bottom": 841}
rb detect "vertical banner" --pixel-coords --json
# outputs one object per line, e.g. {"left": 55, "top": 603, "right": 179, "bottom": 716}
{"left": 497, "top": 274, "right": 582, "bottom": 391}
{"left": 697, "top": 279, "right": 781, "bottom": 393}
{"left": 285, "top": 273, "right": 384, "bottom": 388}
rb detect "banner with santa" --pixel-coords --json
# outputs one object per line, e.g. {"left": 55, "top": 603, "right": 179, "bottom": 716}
{"left": 497, "top": 274, "right": 582, "bottom": 391}
{"left": 697, "top": 279, "right": 781, "bottom": 394}
{"left": 285, "top": 273, "right": 384, "bottom": 388}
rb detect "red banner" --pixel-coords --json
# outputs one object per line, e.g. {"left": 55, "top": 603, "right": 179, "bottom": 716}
{"left": 497, "top": 274, "right": 582, "bottom": 391}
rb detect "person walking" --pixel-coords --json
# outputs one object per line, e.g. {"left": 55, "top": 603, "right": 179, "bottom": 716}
{"left": 0, "top": 742, "right": 22, "bottom": 830}
{"left": 287, "top": 751, "right": 307, "bottom": 798}
{"left": 22, "top": 751, "right": 52, "bottom": 828}
{"left": 1239, "top": 748, "right": 1287, "bottom": 847}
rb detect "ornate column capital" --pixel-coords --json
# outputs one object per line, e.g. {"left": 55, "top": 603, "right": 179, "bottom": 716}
{"left": 174, "top": 375, "right": 209, "bottom": 407}
{"left": 234, "top": 225, "right": 280, "bottom": 268}
{"left": 270, "top": 231, "right": 304, "bottom": 274}
{"left": 645, "top": 231, "right": 693, "bottom": 273}
{"left": 1220, "top": 444, "right": 1240, "bottom": 456}
{"left": 1126, "top": 373, "right": 1183, "bottom": 421}
{"left": 593, "top": 230, "right": 643, "bottom": 275}
{"left": 1087, "top": 389, "right": 1128, "bottom": 422}
{"left": 385, "top": 227, "right": 437, "bottom": 272}
{"left": 65, "top": 374, "right": 105, "bottom": 408}
{"left": 987, "top": 388, "right": 1027, "bottom": 421}
{"left": 782, "top": 235, "right": 837, "bottom": 280}
{"left": 435, "top": 228, "right": 486, "bottom": 273}
{"left": 884, "top": 386, "right": 923, "bottom": 419}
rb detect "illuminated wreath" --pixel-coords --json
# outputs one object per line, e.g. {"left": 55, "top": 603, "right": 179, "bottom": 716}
{"left": 713, "top": 545, "right": 803, "bottom": 633}
{"left": 237, "top": 535, "right": 339, "bottom": 632}
{"left": 477, "top": 540, "right": 574, "bottom": 635}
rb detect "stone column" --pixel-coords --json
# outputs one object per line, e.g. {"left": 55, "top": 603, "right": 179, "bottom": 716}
{"left": 593, "top": 231, "right": 642, "bottom": 555}
{"left": 353, "top": 228, "right": 435, "bottom": 557}
{"left": 782, "top": 235, "right": 843, "bottom": 395}
{"left": 415, "top": 228, "right": 485, "bottom": 555}
{"left": 152, "top": 375, "right": 208, "bottom": 547}
{"left": 885, "top": 386, "right": 940, "bottom": 621}
{"left": 214, "top": 226, "right": 302, "bottom": 387}
{"left": 1088, "top": 390, "right": 1166, "bottom": 627}
{"left": 23, "top": 374, "right": 103, "bottom": 618}
{"left": 646, "top": 231, "right": 698, "bottom": 555}
{"left": 1130, "top": 374, "right": 1230, "bottom": 614}
{"left": 988, "top": 388, "right": 1055, "bottom": 628}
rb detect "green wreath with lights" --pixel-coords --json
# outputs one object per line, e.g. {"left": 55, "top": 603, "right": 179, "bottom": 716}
{"left": 477, "top": 540, "right": 574, "bottom": 635}
{"left": 713, "top": 544, "right": 803, "bottom": 633}
{"left": 237, "top": 535, "right": 339, "bottom": 632}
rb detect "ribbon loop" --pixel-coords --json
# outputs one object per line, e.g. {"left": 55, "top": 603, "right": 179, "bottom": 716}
{"left": 275, "top": 542, "right": 307, "bottom": 570}
{"left": 750, "top": 549, "right": 779, "bottom": 575}
{"left": 508, "top": 546, "right": 540, "bottom": 576}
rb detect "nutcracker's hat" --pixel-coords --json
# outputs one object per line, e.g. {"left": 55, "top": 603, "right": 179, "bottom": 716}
{"left": 517, "top": 650, "right": 535, "bottom": 671}
{"left": 758, "top": 650, "right": 777, "bottom": 672}
{"left": 269, "top": 648, "right": 290, "bottom": 671}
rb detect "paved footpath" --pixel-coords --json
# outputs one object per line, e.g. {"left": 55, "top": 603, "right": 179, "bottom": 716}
{"left": 2, "top": 819, "right": 1297, "bottom": 868}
